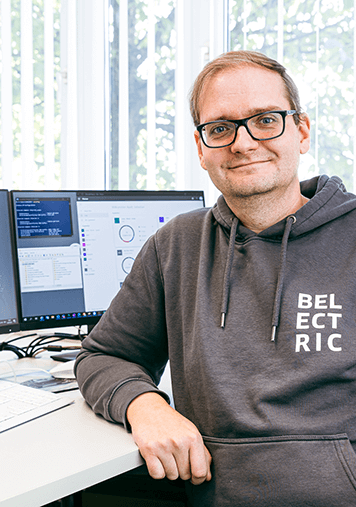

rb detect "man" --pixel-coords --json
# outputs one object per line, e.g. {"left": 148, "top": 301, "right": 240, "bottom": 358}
{"left": 75, "top": 51, "right": 356, "bottom": 506}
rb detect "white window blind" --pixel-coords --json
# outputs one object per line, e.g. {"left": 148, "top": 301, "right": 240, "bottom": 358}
{"left": 107, "top": 0, "right": 356, "bottom": 199}
{"left": 0, "top": 0, "right": 105, "bottom": 191}
{"left": 0, "top": 0, "right": 63, "bottom": 190}
{"left": 108, "top": 0, "right": 178, "bottom": 191}
{"left": 1, "top": 0, "right": 13, "bottom": 190}
{"left": 2, "top": 2, "right": 356, "bottom": 194}
{"left": 106, "top": 0, "right": 215, "bottom": 202}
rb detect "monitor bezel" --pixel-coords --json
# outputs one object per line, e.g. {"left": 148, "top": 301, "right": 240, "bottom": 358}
{"left": 0, "top": 190, "right": 21, "bottom": 335}
{"left": 10, "top": 189, "right": 205, "bottom": 332}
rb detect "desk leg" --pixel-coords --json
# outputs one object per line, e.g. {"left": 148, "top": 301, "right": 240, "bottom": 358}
{"left": 44, "top": 492, "right": 82, "bottom": 507}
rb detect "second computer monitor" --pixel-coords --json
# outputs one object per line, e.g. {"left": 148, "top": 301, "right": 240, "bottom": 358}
{"left": 0, "top": 190, "right": 20, "bottom": 334}
{"left": 11, "top": 190, "right": 205, "bottom": 331}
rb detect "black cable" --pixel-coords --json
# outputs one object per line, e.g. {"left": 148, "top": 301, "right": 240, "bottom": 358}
{"left": 4, "top": 333, "right": 37, "bottom": 345}
{"left": 26, "top": 336, "right": 68, "bottom": 357}
{"left": 0, "top": 342, "right": 26, "bottom": 359}
{"left": 45, "top": 345, "right": 82, "bottom": 352}
{"left": 0, "top": 325, "right": 85, "bottom": 359}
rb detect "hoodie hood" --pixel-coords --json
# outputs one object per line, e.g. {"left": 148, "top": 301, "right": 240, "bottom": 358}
{"left": 212, "top": 175, "right": 356, "bottom": 239}
{"left": 211, "top": 175, "right": 356, "bottom": 337}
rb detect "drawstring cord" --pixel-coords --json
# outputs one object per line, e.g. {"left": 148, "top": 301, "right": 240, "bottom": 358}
{"left": 220, "top": 217, "right": 238, "bottom": 328}
{"left": 271, "top": 215, "right": 296, "bottom": 341}
{"left": 219, "top": 215, "right": 296, "bottom": 337}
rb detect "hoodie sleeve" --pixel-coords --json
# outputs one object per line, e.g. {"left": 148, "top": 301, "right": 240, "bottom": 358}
{"left": 74, "top": 233, "right": 170, "bottom": 429}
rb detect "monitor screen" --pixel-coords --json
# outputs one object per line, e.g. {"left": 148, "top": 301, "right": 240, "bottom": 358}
{"left": 11, "top": 190, "right": 205, "bottom": 331}
{"left": 0, "top": 190, "right": 20, "bottom": 334}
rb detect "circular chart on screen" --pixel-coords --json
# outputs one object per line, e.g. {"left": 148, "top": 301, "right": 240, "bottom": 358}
{"left": 119, "top": 225, "right": 135, "bottom": 243}
{"left": 122, "top": 257, "right": 135, "bottom": 274}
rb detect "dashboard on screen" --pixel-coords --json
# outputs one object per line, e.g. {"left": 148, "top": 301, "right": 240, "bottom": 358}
{"left": 11, "top": 190, "right": 205, "bottom": 331}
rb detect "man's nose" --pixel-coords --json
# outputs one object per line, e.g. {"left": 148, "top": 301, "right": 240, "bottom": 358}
{"left": 230, "top": 125, "right": 259, "bottom": 153}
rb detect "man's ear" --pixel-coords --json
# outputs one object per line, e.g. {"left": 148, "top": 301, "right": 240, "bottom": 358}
{"left": 194, "top": 130, "right": 207, "bottom": 170}
{"left": 298, "top": 113, "right": 311, "bottom": 155}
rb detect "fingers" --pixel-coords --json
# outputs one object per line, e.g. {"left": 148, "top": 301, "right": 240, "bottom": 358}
{"left": 141, "top": 444, "right": 187, "bottom": 481}
{"left": 189, "top": 443, "right": 212, "bottom": 485}
{"left": 127, "top": 393, "right": 212, "bottom": 485}
{"left": 140, "top": 435, "right": 212, "bottom": 485}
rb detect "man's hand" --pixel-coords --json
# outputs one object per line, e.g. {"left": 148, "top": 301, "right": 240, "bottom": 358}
{"left": 126, "top": 392, "right": 212, "bottom": 485}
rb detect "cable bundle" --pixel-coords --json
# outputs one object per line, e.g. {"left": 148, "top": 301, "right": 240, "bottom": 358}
{"left": 0, "top": 328, "right": 84, "bottom": 359}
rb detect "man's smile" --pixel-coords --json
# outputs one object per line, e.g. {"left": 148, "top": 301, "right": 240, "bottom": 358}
{"left": 223, "top": 159, "right": 273, "bottom": 170}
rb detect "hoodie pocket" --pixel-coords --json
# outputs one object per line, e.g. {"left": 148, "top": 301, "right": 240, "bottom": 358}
{"left": 186, "top": 433, "right": 356, "bottom": 507}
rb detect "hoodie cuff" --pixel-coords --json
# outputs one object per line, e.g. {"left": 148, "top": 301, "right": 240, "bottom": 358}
{"left": 108, "top": 379, "right": 171, "bottom": 431}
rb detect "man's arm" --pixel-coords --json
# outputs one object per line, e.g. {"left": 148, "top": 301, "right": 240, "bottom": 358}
{"left": 75, "top": 234, "right": 170, "bottom": 425}
{"left": 127, "top": 392, "right": 212, "bottom": 485}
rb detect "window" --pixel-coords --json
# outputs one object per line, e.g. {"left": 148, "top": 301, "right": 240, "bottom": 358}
{"left": 108, "top": 0, "right": 356, "bottom": 196}
{"left": 1, "top": 1, "right": 356, "bottom": 195}
{"left": 229, "top": 0, "right": 356, "bottom": 191}
{"left": 107, "top": 0, "right": 177, "bottom": 190}
{"left": 0, "top": 0, "right": 61, "bottom": 189}
{"left": 0, "top": 0, "right": 105, "bottom": 191}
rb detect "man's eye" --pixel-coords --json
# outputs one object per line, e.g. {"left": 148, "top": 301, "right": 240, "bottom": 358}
{"left": 212, "top": 125, "right": 227, "bottom": 134}
{"left": 208, "top": 123, "right": 234, "bottom": 137}
{"left": 260, "top": 116, "right": 276, "bottom": 124}
{"left": 254, "top": 114, "right": 280, "bottom": 127}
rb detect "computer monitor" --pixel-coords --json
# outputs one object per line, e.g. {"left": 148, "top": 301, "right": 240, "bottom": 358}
{"left": 11, "top": 190, "right": 205, "bottom": 332}
{"left": 0, "top": 190, "right": 20, "bottom": 334}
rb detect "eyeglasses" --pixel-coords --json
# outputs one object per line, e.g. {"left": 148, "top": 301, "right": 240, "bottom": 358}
{"left": 196, "top": 110, "right": 297, "bottom": 148}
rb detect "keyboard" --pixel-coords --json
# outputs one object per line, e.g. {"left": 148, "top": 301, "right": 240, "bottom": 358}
{"left": 0, "top": 380, "right": 73, "bottom": 433}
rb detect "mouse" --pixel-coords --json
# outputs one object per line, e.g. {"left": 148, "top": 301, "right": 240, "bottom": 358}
{"left": 49, "top": 360, "right": 76, "bottom": 379}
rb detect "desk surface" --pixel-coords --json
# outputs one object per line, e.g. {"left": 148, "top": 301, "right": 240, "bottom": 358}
{"left": 0, "top": 343, "right": 144, "bottom": 507}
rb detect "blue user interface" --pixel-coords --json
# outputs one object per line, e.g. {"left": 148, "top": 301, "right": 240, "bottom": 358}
{"left": 15, "top": 199, "right": 72, "bottom": 238}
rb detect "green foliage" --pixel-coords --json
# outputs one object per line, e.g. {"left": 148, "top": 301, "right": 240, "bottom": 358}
{"left": 109, "top": 0, "right": 176, "bottom": 190}
{"left": 3, "top": 1, "right": 353, "bottom": 191}
{"left": 230, "top": 0, "right": 355, "bottom": 190}
{"left": 0, "top": 0, "right": 61, "bottom": 188}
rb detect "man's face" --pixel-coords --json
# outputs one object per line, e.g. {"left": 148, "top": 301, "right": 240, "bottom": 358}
{"left": 194, "top": 65, "right": 310, "bottom": 201}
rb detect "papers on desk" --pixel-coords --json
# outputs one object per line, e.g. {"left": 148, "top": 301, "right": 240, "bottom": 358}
{"left": 0, "top": 364, "right": 77, "bottom": 393}
{"left": 21, "top": 376, "right": 78, "bottom": 393}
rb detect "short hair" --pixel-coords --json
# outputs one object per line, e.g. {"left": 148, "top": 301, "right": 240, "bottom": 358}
{"left": 189, "top": 50, "right": 302, "bottom": 127}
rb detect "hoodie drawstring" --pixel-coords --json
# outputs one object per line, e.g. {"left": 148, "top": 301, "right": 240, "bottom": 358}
{"left": 219, "top": 215, "right": 296, "bottom": 338}
{"left": 220, "top": 217, "right": 238, "bottom": 328}
{"left": 271, "top": 215, "right": 296, "bottom": 341}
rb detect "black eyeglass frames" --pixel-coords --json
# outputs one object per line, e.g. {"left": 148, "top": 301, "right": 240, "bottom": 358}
{"left": 196, "top": 110, "right": 297, "bottom": 148}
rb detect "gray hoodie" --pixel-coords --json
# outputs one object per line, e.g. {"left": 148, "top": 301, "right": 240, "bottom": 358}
{"left": 75, "top": 175, "right": 356, "bottom": 506}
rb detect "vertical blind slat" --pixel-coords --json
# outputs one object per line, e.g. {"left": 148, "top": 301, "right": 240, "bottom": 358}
{"left": 1, "top": 0, "right": 13, "bottom": 189}
{"left": 118, "top": 0, "right": 129, "bottom": 189}
{"left": 147, "top": 1, "right": 156, "bottom": 189}
{"left": 354, "top": 0, "right": 356, "bottom": 192}
{"left": 315, "top": 0, "right": 320, "bottom": 175}
{"left": 65, "top": 0, "right": 78, "bottom": 189}
{"left": 174, "top": 0, "right": 185, "bottom": 189}
{"left": 44, "top": 0, "right": 55, "bottom": 188}
{"left": 277, "top": 0, "right": 284, "bottom": 63}
{"left": 21, "top": 0, "right": 35, "bottom": 189}
{"left": 243, "top": 0, "right": 247, "bottom": 49}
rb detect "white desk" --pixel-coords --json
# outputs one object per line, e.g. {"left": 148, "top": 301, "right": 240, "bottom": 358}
{"left": 0, "top": 341, "right": 144, "bottom": 507}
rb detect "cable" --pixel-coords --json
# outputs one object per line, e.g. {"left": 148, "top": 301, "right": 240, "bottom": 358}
{"left": 0, "top": 325, "right": 86, "bottom": 359}
{"left": 25, "top": 335, "right": 70, "bottom": 357}
{"left": 0, "top": 335, "right": 82, "bottom": 359}
{"left": 5, "top": 333, "right": 37, "bottom": 345}
{"left": 0, "top": 342, "right": 26, "bottom": 359}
